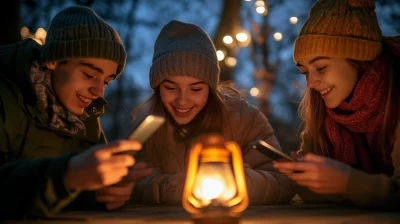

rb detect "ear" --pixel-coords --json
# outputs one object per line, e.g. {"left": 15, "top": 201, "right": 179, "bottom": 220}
{"left": 44, "top": 62, "right": 57, "bottom": 70}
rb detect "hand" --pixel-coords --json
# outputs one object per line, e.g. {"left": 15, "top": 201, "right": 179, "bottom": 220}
{"left": 64, "top": 140, "right": 141, "bottom": 191}
{"left": 273, "top": 153, "right": 352, "bottom": 194}
{"left": 96, "top": 182, "right": 134, "bottom": 210}
{"left": 96, "top": 162, "right": 152, "bottom": 210}
{"left": 161, "top": 172, "right": 186, "bottom": 205}
{"left": 119, "top": 162, "right": 152, "bottom": 186}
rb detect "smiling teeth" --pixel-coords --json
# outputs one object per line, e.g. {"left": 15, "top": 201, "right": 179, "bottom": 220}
{"left": 320, "top": 87, "right": 332, "bottom": 95}
{"left": 78, "top": 95, "right": 92, "bottom": 103}
{"left": 176, "top": 108, "right": 191, "bottom": 113}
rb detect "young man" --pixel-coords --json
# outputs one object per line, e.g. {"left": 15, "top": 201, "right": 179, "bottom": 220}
{"left": 0, "top": 5, "right": 150, "bottom": 220}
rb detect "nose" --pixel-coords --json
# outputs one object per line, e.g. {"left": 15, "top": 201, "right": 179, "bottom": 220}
{"left": 306, "top": 71, "right": 321, "bottom": 89}
{"left": 89, "top": 79, "right": 105, "bottom": 97}
{"left": 175, "top": 90, "right": 188, "bottom": 106}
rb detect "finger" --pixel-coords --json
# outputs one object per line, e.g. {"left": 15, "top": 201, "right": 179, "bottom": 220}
{"left": 100, "top": 167, "right": 130, "bottom": 186}
{"left": 98, "top": 183, "right": 134, "bottom": 196}
{"left": 96, "top": 194, "right": 130, "bottom": 203}
{"left": 308, "top": 187, "right": 333, "bottom": 194}
{"left": 106, "top": 202, "right": 125, "bottom": 211}
{"left": 302, "top": 153, "right": 326, "bottom": 163}
{"left": 296, "top": 180, "right": 323, "bottom": 189}
{"left": 289, "top": 171, "right": 319, "bottom": 182}
{"left": 97, "top": 140, "right": 142, "bottom": 155}
{"left": 113, "top": 180, "right": 135, "bottom": 188}
{"left": 124, "top": 168, "right": 152, "bottom": 181}
{"left": 103, "top": 155, "right": 135, "bottom": 168}
{"left": 130, "top": 161, "right": 149, "bottom": 170}
{"left": 273, "top": 161, "right": 319, "bottom": 172}
{"left": 290, "top": 151, "right": 301, "bottom": 160}
{"left": 275, "top": 168, "right": 294, "bottom": 175}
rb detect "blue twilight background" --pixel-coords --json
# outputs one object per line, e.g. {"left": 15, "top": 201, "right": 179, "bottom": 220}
{"left": 20, "top": 0, "right": 400, "bottom": 151}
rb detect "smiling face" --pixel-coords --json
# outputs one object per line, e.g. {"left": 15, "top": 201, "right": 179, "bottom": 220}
{"left": 296, "top": 57, "right": 359, "bottom": 108}
{"left": 159, "top": 76, "right": 209, "bottom": 125}
{"left": 45, "top": 58, "right": 118, "bottom": 115}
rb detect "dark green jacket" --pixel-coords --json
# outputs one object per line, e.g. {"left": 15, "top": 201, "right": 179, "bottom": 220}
{"left": 0, "top": 39, "right": 107, "bottom": 220}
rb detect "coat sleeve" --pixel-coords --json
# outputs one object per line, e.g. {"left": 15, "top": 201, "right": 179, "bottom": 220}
{"left": 0, "top": 97, "right": 81, "bottom": 220}
{"left": 297, "top": 124, "right": 400, "bottom": 208}
{"left": 0, "top": 153, "right": 81, "bottom": 219}
{"left": 129, "top": 143, "right": 170, "bottom": 204}
{"left": 231, "top": 101, "right": 295, "bottom": 205}
{"left": 130, "top": 167, "right": 170, "bottom": 204}
{"left": 295, "top": 170, "right": 400, "bottom": 208}
{"left": 341, "top": 123, "right": 400, "bottom": 208}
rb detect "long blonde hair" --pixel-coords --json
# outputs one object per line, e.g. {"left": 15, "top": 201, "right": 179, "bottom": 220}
{"left": 298, "top": 50, "right": 400, "bottom": 164}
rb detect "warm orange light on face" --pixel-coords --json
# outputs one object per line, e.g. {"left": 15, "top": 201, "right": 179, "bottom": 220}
{"left": 182, "top": 134, "right": 248, "bottom": 218}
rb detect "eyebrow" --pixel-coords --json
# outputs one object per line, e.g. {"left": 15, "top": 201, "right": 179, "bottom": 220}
{"left": 296, "top": 56, "right": 330, "bottom": 67}
{"left": 79, "top": 62, "right": 117, "bottom": 79}
{"left": 79, "top": 62, "right": 104, "bottom": 74}
{"left": 163, "top": 79, "right": 206, "bottom": 86}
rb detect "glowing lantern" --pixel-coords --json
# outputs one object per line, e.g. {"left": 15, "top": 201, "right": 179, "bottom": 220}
{"left": 182, "top": 134, "right": 248, "bottom": 224}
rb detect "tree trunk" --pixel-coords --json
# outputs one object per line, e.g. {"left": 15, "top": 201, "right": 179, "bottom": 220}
{"left": 213, "top": 0, "right": 241, "bottom": 82}
{"left": 109, "top": 0, "right": 139, "bottom": 139}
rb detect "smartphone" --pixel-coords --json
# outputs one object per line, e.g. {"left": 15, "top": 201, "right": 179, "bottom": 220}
{"left": 251, "top": 140, "right": 296, "bottom": 162}
{"left": 115, "top": 114, "right": 165, "bottom": 156}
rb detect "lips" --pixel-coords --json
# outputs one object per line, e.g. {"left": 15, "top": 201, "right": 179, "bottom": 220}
{"left": 319, "top": 87, "right": 333, "bottom": 95}
{"left": 77, "top": 94, "right": 95, "bottom": 107}
{"left": 173, "top": 106, "right": 193, "bottom": 116}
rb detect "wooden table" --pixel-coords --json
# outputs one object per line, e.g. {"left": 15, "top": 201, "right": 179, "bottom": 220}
{"left": 5, "top": 201, "right": 400, "bottom": 224}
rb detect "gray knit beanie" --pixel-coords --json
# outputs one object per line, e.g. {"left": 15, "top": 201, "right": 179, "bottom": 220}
{"left": 149, "top": 20, "right": 220, "bottom": 90}
{"left": 40, "top": 5, "right": 126, "bottom": 74}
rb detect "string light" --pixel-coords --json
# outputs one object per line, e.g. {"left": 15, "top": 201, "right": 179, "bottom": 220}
{"left": 254, "top": 0, "right": 265, "bottom": 7}
{"left": 250, "top": 87, "right": 260, "bottom": 97}
{"left": 256, "top": 6, "right": 268, "bottom": 15}
{"left": 235, "top": 30, "right": 251, "bottom": 47}
{"left": 273, "top": 32, "right": 283, "bottom": 41}
{"left": 290, "top": 17, "right": 298, "bottom": 24}
{"left": 216, "top": 50, "right": 226, "bottom": 61}
{"left": 225, "top": 57, "right": 237, "bottom": 67}
{"left": 236, "top": 32, "right": 248, "bottom": 43}
{"left": 223, "top": 35, "right": 233, "bottom": 45}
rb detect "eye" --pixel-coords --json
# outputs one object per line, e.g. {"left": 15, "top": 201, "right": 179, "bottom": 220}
{"left": 299, "top": 70, "right": 308, "bottom": 76}
{"left": 104, "top": 78, "right": 114, "bottom": 87}
{"left": 83, "top": 72, "right": 93, "bottom": 79}
{"left": 164, "top": 86, "right": 176, "bottom": 90}
{"left": 191, "top": 88, "right": 203, "bottom": 92}
{"left": 316, "top": 66, "right": 327, "bottom": 72}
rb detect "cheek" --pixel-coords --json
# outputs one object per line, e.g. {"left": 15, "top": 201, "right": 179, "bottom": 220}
{"left": 194, "top": 91, "right": 209, "bottom": 108}
{"left": 52, "top": 72, "right": 80, "bottom": 100}
{"left": 338, "top": 68, "right": 358, "bottom": 92}
{"left": 159, "top": 89, "right": 173, "bottom": 107}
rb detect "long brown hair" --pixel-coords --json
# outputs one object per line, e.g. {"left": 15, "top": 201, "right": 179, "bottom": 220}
{"left": 298, "top": 51, "right": 400, "bottom": 164}
{"left": 133, "top": 81, "right": 243, "bottom": 165}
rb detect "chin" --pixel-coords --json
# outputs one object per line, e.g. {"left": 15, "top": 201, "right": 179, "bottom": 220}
{"left": 70, "top": 108, "right": 85, "bottom": 116}
{"left": 324, "top": 101, "right": 340, "bottom": 109}
{"left": 174, "top": 119, "right": 191, "bottom": 125}
{"left": 172, "top": 116, "right": 194, "bottom": 125}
